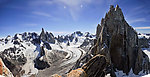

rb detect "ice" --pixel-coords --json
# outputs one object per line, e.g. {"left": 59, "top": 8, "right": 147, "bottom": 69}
{"left": 138, "top": 34, "right": 150, "bottom": 39}
{"left": 142, "top": 48, "right": 150, "bottom": 62}
{"left": 142, "top": 74, "right": 150, "bottom": 77}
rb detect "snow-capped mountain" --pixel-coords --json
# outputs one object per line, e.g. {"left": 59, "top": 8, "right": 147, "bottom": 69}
{"left": 0, "top": 5, "right": 150, "bottom": 77}
{"left": 0, "top": 29, "right": 95, "bottom": 77}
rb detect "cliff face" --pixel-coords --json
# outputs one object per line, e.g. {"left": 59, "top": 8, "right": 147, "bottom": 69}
{"left": 67, "top": 5, "right": 150, "bottom": 77}
{"left": 95, "top": 5, "right": 150, "bottom": 75}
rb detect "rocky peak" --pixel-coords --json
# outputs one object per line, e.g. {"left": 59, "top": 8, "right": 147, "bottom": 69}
{"left": 40, "top": 28, "right": 46, "bottom": 41}
{"left": 39, "top": 28, "right": 55, "bottom": 44}
{"left": 72, "top": 5, "right": 150, "bottom": 77}
{"left": 106, "top": 5, "right": 124, "bottom": 22}
{"left": 95, "top": 5, "right": 150, "bottom": 75}
{"left": 74, "top": 31, "right": 83, "bottom": 36}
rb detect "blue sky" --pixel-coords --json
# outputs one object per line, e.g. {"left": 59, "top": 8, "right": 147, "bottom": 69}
{"left": 0, "top": 0, "right": 150, "bottom": 37}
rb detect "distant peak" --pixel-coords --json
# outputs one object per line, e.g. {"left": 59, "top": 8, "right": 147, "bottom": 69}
{"left": 115, "top": 5, "right": 121, "bottom": 11}
{"left": 105, "top": 5, "right": 124, "bottom": 21}
{"left": 109, "top": 5, "right": 115, "bottom": 11}
{"left": 116, "top": 5, "right": 119, "bottom": 9}
{"left": 42, "top": 28, "right": 44, "bottom": 32}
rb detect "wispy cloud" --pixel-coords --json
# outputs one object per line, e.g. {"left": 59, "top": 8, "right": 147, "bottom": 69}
{"left": 127, "top": 18, "right": 147, "bottom": 24}
{"left": 54, "top": 0, "right": 93, "bottom": 21}
{"left": 24, "top": 23, "right": 38, "bottom": 26}
{"left": 134, "top": 27, "right": 150, "bottom": 29}
{"left": 30, "top": 0, "right": 93, "bottom": 21}
{"left": 32, "top": 11, "right": 52, "bottom": 17}
{"left": 50, "top": 31, "right": 70, "bottom": 36}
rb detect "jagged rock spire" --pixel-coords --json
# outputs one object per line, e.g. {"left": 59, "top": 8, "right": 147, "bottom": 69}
{"left": 94, "top": 5, "right": 150, "bottom": 75}
{"left": 40, "top": 28, "right": 46, "bottom": 42}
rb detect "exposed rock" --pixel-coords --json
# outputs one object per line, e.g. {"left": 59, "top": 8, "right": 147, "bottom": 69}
{"left": 43, "top": 42, "right": 52, "bottom": 50}
{"left": 40, "top": 28, "right": 55, "bottom": 44}
{"left": 66, "top": 41, "right": 70, "bottom": 46}
{"left": 34, "top": 46, "right": 50, "bottom": 70}
{"left": 51, "top": 74, "right": 62, "bottom": 77}
{"left": 68, "top": 55, "right": 108, "bottom": 77}
{"left": 74, "top": 31, "right": 83, "bottom": 36}
{"left": 82, "top": 55, "right": 108, "bottom": 77}
{"left": 0, "top": 58, "right": 14, "bottom": 77}
{"left": 34, "top": 46, "right": 67, "bottom": 70}
{"left": 96, "top": 24, "right": 101, "bottom": 39}
{"left": 95, "top": 5, "right": 150, "bottom": 75}
{"left": 67, "top": 68, "right": 87, "bottom": 77}
{"left": 34, "top": 57, "right": 50, "bottom": 70}
{"left": 138, "top": 37, "right": 149, "bottom": 48}
{"left": 40, "top": 28, "right": 47, "bottom": 42}
{"left": 46, "top": 32, "right": 55, "bottom": 44}
{"left": 70, "top": 5, "right": 150, "bottom": 77}
{"left": 84, "top": 32, "right": 93, "bottom": 38}
{"left": 0, "top": 46, "right": 27, "bottom": 76}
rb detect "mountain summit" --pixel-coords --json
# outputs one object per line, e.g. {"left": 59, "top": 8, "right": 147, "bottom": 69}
{"left": 95, "top": 5, "right": 150, "bottom": 75}
{"left": 68, "top": 5, "right": 150, "bottom": 77}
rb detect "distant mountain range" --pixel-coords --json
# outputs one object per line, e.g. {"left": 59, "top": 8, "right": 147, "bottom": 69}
{"left": 0, "top": 5, "right": 150, "bottom": 77}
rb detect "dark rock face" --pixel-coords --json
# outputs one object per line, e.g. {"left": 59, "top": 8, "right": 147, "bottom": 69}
{"left": 34, "top": 46, "right": 50, "bottom": 70}
{"left": 96, "top": 24, "right": 101, "bottom": 39}
{"left": 0, "top": 46, "right": 27, "bottom": 76}
{"left": 70, "top": 5, "right": 150, "bottom": 77}
{"left": 40, "top": 28, "right": 47, "bottom": 42}
{"left": 40, "top": 28, "right": 55, "bottom": 44}
{"left": 138, "top": 37, "right": 150, "bottom": 48}
{"left": 43, "top": 42, "right": 52, "bottom": 50}
{"left": 34, "top": 46, "right": 67, "bottom": 70}
{"left": 74, "top": 31, "right": 83, "bottom": 36}
{"left": 67, "top": 55, "right": 108, "bottom": 77}
{"left": 95, "top": 5, "right": 150, "bottom": 75}
{"left": 82, "top": 55, "right": 107, "bottom": 77}
{"left": 34, "top": 58, "right": 50, "bottom": 70}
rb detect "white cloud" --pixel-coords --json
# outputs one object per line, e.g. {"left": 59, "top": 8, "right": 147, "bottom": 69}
{"left": 127, "top": 18, "right": 147, "bottom": 24}
{"left": 134, "top": 27, "right": 150, "bottom": 29}
{"left": 32, "top": 11, "right": 52, "bottom": 17}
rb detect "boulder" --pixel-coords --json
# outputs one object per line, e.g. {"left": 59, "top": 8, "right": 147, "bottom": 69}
{"left": 67, "top": 68, "right": 87, "bottom": 77}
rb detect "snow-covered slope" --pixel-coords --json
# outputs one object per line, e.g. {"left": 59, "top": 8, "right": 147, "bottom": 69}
{"left": 0, "top": 30, "right": 95, "bottom": 76}
{"left": 138, "top": 33, "right": 150, "bottom": 39}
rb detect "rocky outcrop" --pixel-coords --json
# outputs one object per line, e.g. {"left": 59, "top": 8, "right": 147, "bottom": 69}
{"left": 0, "top": 58, "right": 14, "bottom": 77}
{"left": 34, "top": 46, "right": 67, "bottom": 70}
{"left": 70, "top": 5, "right": 150, "bottom": 77}
{"left": 34, "top": 46, "right": 50, "bottom": 70}
{"left": 51, "top": 74, "right": 62, "bottom": 77}
{"left": 96, "top": 24, "right": 101, "bottom": 39}
{"left": 67, "top": 68, "right": 87, "bottom": 77}
{"left": 40, "top": 28, "right": 55, "bottom": 44}
{"left": 95, "top": 5, "right": 150, "bottom": 75}
{"left": 138, "top": 37, "right": 150, "bottom": 48}
{"left": 0, "top": 46, "right": 27, "bottom": 77}
{"left": 81, "top": 55, "right": 108, "bottom": 77}
{"left": 67, "top": 55, "right": 108, "bottom": 77}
